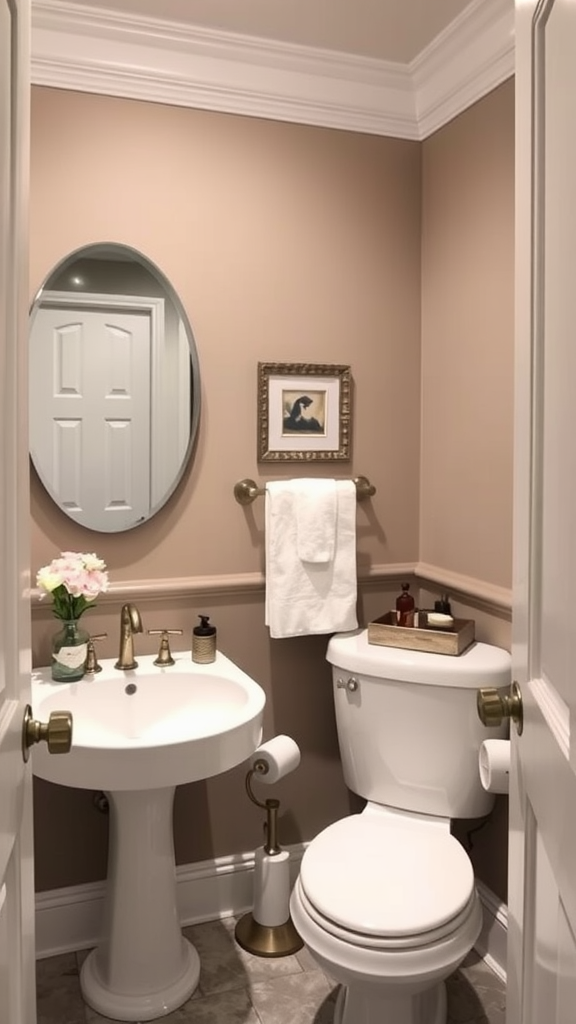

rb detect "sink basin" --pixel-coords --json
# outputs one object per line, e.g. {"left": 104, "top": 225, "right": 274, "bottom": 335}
{"left": 31, "top": 650, "right": 266, "bottom": 1022}
{"left": 31, "top": 651, "right": 265, "bottom": 791}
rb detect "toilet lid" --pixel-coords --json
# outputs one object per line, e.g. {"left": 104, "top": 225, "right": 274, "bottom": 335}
{"left": 299, "top": 816, "right": 475, "bottom": 939}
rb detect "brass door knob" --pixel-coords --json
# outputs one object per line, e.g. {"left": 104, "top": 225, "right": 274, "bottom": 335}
{"left": 22, "top": 704, "right": 73, "bottom": 762}
{"left": 477, "top": 681, "right": 523, "bottom": 735}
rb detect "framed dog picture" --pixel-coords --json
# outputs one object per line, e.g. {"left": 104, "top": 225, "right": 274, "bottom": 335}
{"left": 257, "top": 362, "right": 351, "bottom": 462}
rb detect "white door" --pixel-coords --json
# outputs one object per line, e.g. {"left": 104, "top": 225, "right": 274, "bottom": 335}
{"left": 30, "top": 303, "right": 152, "bottom": 531}
{"left": 0, "top": 0, "right": 35, "bottom": 1021}
{"left": 507, "top": 0, "right": 576, "bottom": 1019}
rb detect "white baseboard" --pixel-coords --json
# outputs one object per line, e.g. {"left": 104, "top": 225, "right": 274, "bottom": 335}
{"left": 36, "top": 850, "right": 507, "bottom": 983}
{"left": 475, "top": 880, "right": 507, "bottom": 983}
{"left": 35, "top": 844, "right": 306, "bottom": 960}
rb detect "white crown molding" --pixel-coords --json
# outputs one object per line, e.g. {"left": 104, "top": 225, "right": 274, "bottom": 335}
{"left": 30, "top": 0, "right": 514, "bottom": 139}
{"left": 412, "top": 0, "right": 515, "bottom": 139}
{"left": 30, "top": 0, "right": 416, "bottom": 139}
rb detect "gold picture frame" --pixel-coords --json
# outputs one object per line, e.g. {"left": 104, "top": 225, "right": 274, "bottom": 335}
{"left": 257, "top": 362, "right": 352, "bottom": 462}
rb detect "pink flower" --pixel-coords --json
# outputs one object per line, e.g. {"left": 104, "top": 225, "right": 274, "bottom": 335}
{"left": 36, "top": 551, "right": 109, "bottom": 620}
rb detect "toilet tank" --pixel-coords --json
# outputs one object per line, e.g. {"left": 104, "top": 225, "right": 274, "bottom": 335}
{"left": 327, "top": 629, "right": 511, "bottom": 820}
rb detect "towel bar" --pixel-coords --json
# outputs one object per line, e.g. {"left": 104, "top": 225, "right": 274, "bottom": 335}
{"left": 234, "top": 476, "right": 376, "bottom": 506}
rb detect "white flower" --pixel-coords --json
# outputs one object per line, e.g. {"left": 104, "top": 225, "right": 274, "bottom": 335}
{"left": 36, "top": 566, "right": 64, "bottom": 594}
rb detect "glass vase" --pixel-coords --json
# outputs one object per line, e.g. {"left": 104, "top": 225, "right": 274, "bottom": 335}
{"left": 51, "top": 619, "right": 90, "bottom": 682}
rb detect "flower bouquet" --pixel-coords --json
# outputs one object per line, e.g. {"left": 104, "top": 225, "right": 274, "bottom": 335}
{"left": 36, "top": 551, "right": 109, "bottom": 681}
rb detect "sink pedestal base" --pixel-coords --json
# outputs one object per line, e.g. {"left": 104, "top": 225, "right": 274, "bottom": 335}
{"left": 80, "top": 787, "right": 199, "bottom": 1022}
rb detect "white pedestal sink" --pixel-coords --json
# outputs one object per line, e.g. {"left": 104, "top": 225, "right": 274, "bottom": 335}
{"left": 32, "top": 652, "right": 266, "bottom": 1021}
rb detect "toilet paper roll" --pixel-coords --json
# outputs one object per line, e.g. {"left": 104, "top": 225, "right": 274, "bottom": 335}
{"left": 479, "top": 739, "right": 511, "bottom": 794}
{"left": 253, "top": 847, "right": 291, "bottom": 927}
{"left": 251, "top": 735, "right": 301, "bottom": 784}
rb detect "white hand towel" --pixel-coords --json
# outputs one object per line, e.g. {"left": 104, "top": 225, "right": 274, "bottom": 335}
{"left": 295, "top": 479, "right": 337, "bottom": 563}
{"left": 265, "top": 479, "right": 358, "bottom": 639}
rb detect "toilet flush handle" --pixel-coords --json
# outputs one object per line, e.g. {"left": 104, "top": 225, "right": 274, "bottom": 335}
{"left": 336, "top": 677, "right": 359, "bottom": 693}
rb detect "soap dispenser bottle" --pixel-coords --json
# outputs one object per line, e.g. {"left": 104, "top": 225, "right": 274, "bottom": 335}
{"left": 396, "top": 583, "right": 415, "bottom": 628}
{"left": 192, "top": 615, "right": 217, "bottom": 664}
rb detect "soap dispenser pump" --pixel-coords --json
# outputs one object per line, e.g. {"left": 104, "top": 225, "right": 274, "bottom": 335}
{"left": 192, "top": 614, "right": 217, "bottom": 664}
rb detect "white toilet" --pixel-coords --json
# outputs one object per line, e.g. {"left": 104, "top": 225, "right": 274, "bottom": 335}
{"left": 290, "top": 628, "right": 510, "bottom": 1024}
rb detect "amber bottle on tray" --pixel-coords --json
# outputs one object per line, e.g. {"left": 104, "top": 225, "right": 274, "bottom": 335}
{"left": 395, "top": 583, "right": 415, "bottom": 628}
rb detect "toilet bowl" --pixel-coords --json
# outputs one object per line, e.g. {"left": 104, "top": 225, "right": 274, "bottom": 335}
{"left": 290, "top": 629, "right": 511, "bottom": 1024}
{"left": 290, "top": 805, "right": 482, "bottom": 1024}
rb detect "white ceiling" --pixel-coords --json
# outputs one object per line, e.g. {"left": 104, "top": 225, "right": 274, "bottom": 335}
{"left": 60, "top": 0, "right": 473, "bottom": 64}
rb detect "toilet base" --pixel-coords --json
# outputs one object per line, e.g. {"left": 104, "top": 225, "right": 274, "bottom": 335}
{"left": 290, "top": 873, "right": 481, "bottom": 1024}
{"left": 333, "top": 978, "right": 447, "bottom": 1024}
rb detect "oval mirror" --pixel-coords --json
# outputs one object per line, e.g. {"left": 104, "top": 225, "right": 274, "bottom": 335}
{"left": 29, "top": 243, "right": 200, "bottom": 532}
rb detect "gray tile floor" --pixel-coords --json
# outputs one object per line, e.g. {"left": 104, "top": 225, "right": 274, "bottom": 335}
{"left": 36, "top": 916, "right": 506, "bottom": 1024}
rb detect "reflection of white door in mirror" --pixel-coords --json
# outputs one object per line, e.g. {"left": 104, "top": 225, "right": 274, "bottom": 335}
{"left": 30, "top": 294, "right": 154, "bottom": 531}
{"left": 29, "top": 244, "right": 201, "bottom": 533}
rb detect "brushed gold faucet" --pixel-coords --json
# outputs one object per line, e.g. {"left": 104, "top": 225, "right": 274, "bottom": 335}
{"left": 115, "top": 604, "right": 143, "bottom": 670}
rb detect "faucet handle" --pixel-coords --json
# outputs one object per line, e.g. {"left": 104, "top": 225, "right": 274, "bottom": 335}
{"left": 85, "top": 633, "right": 107, "bottom": 674}
{"left": 148, "top": 629, "right": 183, "bottom": 667}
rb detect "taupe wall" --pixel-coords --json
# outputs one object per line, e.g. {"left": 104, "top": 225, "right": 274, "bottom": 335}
{"left": 420, "top": 82, "right": 515, "bottom": 585}
{"left": 30, "top": 88, "right": 422, "bottom": 581}
{"left": 29, "top": 81, "right": 514, "bottom": 903}
{"left": 419, "top": 81, "right": 515, "bottom": 900}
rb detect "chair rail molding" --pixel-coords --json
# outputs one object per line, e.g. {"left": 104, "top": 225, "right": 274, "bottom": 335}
{"left": 415, "top": 562, "right": 512, "bottom": 615}
{"left": 29, "top": 563, "right": 418, "bottom": 610}
{"left": 29, "top": 562, "right": 510, "bottom": 620}
{"left": 31, "top": 0, "right": 514, "bottom": 140}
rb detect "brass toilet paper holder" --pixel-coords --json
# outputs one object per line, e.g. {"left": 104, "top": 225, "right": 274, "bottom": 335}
{"left": 234, "top": 760, "right": 303, "bottom": 957}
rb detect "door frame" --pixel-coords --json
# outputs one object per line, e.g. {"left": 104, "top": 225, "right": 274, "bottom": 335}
{"left": 0, "top": 0, "right": 35, "bottom": 1020}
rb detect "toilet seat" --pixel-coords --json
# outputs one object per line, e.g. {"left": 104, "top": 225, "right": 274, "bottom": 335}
{"left": 296, "top": 881, "right": 477, "bottom": 951}
{"left": 299, "top": 814, "right": 475, "bottom": 946}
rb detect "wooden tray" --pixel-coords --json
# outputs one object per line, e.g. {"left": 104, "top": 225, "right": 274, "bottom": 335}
{"left": 367, "top": 612, "right": 475, "bottom": 656}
